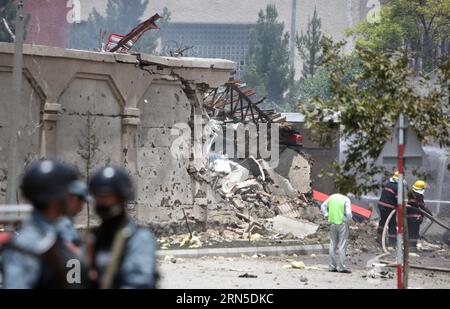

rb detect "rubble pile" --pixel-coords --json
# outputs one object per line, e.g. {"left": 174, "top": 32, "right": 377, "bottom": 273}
{"left": 213, "top": 153, "right": 321, "bottom": 233}
{"left": 180, "top": 148, "right": 326, "bottom": 248}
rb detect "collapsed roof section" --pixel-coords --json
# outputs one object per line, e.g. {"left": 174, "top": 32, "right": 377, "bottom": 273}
{"left": 203, "top": 80, "right": 290, "bottom": 126}
{"left": 203, "top": 80, "right": 303, "bottom": 149}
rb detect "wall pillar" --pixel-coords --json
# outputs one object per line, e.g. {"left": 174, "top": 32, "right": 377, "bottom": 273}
{"left": 40, "top": 102, "right": 60, "bottom": 158}
{"left": 187, "top": 86, "right": 208, "bottom": 229}
{"left": 122, "top": 107, "right": 140, "bottom": 175}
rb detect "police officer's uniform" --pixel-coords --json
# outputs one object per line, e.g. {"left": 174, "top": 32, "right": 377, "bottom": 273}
{"left": 87, "top": 166, "right": 157, "bottom": 289}
{"left": 90, "top": 216, "right": 157, "bottom": 289}
{"left": 56, "top": 180, "right": 89, "bottom": 247}
{"left": 56, "top": 216, "right": 82, "bottom": 248}
{"left": 1, "top": 160, "right": 86, "bottom": 289}
{"left": 2, "top": 211, "right": 82, "bottom": 288}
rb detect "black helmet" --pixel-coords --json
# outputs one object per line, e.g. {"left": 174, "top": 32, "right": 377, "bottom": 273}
{"left": 21, "top": 159, "right": 79, "bottom": 208}
{"left": 89, "top": 166, "right": 135, "bottom": 201}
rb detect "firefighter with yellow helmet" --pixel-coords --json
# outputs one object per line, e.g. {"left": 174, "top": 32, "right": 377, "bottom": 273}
{"left": 407, "top": 180, "right": 432, "bottom": 251}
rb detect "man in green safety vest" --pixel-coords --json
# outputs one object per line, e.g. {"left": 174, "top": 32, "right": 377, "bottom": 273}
{"left": 320, "top": 193, "right": 353, "bottom": 274}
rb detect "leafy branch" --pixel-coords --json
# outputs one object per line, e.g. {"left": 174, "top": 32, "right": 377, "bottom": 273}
{"left": 299, "top": 38, "right": 450, "bottom": 195}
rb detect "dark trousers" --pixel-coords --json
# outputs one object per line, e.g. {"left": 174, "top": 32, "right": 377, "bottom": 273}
{"left": 377, "top": 205, "right": 397, "bottom": 246}
{"left": 407, "top": 219, "right": 421, "bottom": 249}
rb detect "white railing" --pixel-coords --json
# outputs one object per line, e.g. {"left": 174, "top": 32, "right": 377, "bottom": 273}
{"left": 0, "top": 205, "right": 33, "bottom": 224}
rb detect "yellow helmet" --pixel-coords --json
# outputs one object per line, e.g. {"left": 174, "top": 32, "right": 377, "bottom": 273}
{"left": 391, "top": 171, "right": 399, "bottom": 181}
{"left": 412, "top": 180, "right": 427, "bottom": 194}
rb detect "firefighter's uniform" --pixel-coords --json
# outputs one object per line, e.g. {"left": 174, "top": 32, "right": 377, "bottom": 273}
{"left": 407, "top": 180, "right": 432, "bottom": 250}
{"left": 377, "top": 172, "right": 399, "bottom": 246}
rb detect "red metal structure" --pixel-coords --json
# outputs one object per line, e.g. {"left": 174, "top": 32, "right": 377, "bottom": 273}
{"left": 106, "top": 13, "right": 161, "bottom": 53}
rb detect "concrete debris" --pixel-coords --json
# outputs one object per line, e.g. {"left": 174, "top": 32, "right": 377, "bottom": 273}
{"left": 229, "top": 268, "right": 252, "bottom": 272}
{"left": 250, "top": 233, "right": 263, "bottom": 242}
{"left": 274, "top": 148, "right": 311, "bottom": 194}
{"left": 211, "top": 158, "right": 232, "bottom": 173}
{"left": 260, "top": 160, "right": 297, "bottom": 198}
{"left": 291, "top": 261, "right": 306, "bottom": 269}
{"left": 180, "top": 235, "right": 203, "bottom": 249}
{"left": 164, "top": 255, "right": 177, "bottom": 263}
{"left": 277, "top": 202, "right": 303, "bottom": 218}
{"left": 202, "top": 152, "right": 319, "bottom": 241}
{"left": 418, "top": 241, "right": 443, "bottom": 252}
{"left": 288, "top": 261, "right": 321, "bottom": 270}
{"left": 231, "top": 198, "right": 245, "bottom": 210}
{"left": 220, "top": 162, "right": 250, "bottom": 194}
{"left": 238, "top": 273, "right": 258, "bottom": 278}
{"left": 257, "top": 253, "right": 266, "bottom": 258}
{"left": 365, "top": 270, "right": 395, "bottom": 279}
{"left": 271, "top": 216, "right": 319, "bottom": 239}
{"left": 159, "top": 239, "right": 170, "bottom": 250}
{"left": 365, "top": 263, "right": 394, "bottom": 279}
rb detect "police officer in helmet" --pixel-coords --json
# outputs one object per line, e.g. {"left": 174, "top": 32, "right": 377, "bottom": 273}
{"left": 87, "top": 165, "right": 157, "bottom": 289}
{"left": 2, "top": 159, "right": 85, "bottom": 289}
{"left": 56, "top": 180, "right": 89, "bottom": 252}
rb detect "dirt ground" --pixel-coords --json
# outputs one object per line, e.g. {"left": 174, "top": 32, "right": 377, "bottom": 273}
{"left": 157, "top": 251, "right": 450, "bottom": 289}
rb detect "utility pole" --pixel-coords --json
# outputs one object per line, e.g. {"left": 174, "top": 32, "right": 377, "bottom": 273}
{"left": 290, "top": 0, "right": 297, "bottom": 70}
{"left": 379, "top": 114, "right": 425, "bottom": 289}
{"left": 6, "top": 0, "right": 25, "bottom": 204}
{"left": 396, "top": 113, "right": 409, "bottom": 289}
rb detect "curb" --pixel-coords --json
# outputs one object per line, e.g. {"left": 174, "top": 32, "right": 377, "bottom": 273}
{"left": 157, "top": 243, "right": 329, "bottom": 258}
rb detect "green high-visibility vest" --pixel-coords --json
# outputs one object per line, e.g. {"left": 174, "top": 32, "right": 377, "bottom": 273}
{"left": 327, "top": 194, "right": 347, "bottom": 225}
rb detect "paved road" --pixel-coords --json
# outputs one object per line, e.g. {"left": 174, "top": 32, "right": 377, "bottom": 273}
{"left": 158, "top": 253, "right": 450, "bottom": 289}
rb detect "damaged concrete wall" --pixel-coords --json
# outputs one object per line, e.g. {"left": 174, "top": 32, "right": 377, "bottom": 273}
{"left": 0, "top": 43, "right": 235, "bottom": 232}
{"left": 136, "top": 81, "right": 195, "bottom": 231}
{"left": 0, "top": 66, "right": 43, "bottom": 204}
{"left": 296, "top": 124, "right": 339, "bottom": 195}
{"left": 56, "top": 76, "right": 124, "bottom": 224}
{"left": 275, "top": 148, "right": 311, "bottom": 194}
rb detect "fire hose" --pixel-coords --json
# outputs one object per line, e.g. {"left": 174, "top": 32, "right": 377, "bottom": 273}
{"left": 374, "top": 206, "right": 450, "bottom": 273}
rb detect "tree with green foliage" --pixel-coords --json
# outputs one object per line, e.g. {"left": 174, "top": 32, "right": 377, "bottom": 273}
{"left": 299, "top": 38, "right": 450, "bottom": 195}
{"left": 296, "top": 7, "right": 323, "bottom": 79}
{"left": 0, "top": 0, "right": 30, "bottom": 43}
{"left": 296, "top": 68, "right": 331, "bottom": 104}
{"left": 243, "top": 5, "right": 293, "bottom": 104}
{"left": 68, "top": 0, "right": 170, "bottom": 54}
{"left": 292, "top": 51, "right": 361, "bottom": 113}
{"left": 348, "top": 0, "right": 450, "bottom": 72}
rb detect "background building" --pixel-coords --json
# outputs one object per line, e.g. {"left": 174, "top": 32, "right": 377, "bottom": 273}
{"left": 14, "top": 0, "right": 375, "bottom": 76}
{"left": 80, "top": 0, "right": 373, "bottom": 76}
{"left": 23, "top": 0, "right": 70, "bottom": 47}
